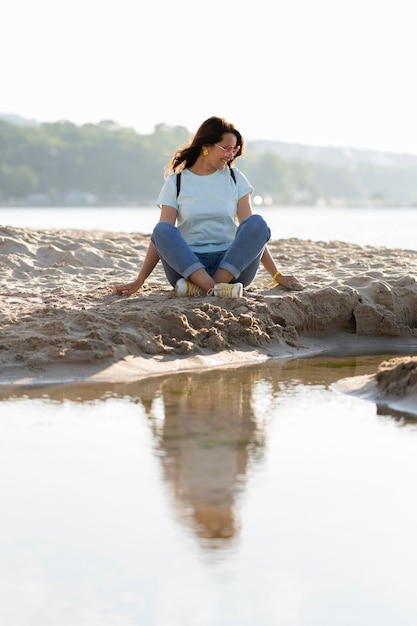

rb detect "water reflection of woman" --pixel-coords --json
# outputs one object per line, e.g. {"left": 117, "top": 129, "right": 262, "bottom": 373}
{"left": 143, "top": 368, "right": 268, "bottom": 547}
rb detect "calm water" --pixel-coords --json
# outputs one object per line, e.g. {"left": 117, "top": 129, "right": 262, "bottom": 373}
{"left": 1, "top": 205, "right": 417, "bottom": 249}
{"left": 1, "top": 355, "right": 417, "bottom": 625}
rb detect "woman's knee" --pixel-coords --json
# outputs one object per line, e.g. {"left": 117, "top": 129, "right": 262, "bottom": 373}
{"left": 251, "top": 213, "right": 269, "bottom": 232}
{"left": 151, "top": 221, "right": 175, "bottom": 245}
{"left": 239, "top": 214, "right": 271, "bottom": 241}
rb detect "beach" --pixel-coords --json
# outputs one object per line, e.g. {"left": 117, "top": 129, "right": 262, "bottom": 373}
{"left": 2, "top": 223, "right": 417, "bottom": 624}
{"left": 1, "top": 224, "right": 417, "bottom": 413}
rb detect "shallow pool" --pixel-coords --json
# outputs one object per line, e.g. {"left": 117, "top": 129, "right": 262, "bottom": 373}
{"left": 0, "top": 355, "right": 416, "bottom": 626}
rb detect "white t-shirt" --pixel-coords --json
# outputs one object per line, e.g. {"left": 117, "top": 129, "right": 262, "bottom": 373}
{"left": 156, "top": 167, "right": 253, "bottom": 253}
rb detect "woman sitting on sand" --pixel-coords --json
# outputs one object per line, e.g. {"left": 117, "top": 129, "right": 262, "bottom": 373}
{"left": 113, "top": 116, "right": 299, "bottom": 298}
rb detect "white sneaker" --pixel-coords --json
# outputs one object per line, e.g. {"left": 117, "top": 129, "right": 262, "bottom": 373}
{"left": 175, "top": 278, "right": 204, "bottom": 297}
{"left": 207, "top": 282, "right": 243, "bottom": 298}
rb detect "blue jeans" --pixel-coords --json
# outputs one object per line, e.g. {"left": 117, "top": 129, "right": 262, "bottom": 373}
{"left": 151, "top": 214, "right": 271, "bottom": 287}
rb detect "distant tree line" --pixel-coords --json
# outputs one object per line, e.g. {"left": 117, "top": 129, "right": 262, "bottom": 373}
{"left": 1, "top": 119, "right": 417, "bottom": 207}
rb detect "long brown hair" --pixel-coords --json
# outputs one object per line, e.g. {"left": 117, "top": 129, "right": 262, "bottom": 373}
{"left": 166, "top": 116, "right": 244, "bottom": 175}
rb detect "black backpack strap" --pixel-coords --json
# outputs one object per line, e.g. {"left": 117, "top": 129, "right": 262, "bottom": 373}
{"left": 176, "top": 168, "right": 235, "bottom": 198}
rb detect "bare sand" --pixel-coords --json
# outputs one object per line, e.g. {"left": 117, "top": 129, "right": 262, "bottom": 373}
{"left": 1, "top": 224, "right": 417, "bottom": 413}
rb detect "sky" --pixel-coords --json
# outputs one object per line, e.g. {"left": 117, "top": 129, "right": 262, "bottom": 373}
{"left": 3, "top": 0, "right": 417, "bottom": 155}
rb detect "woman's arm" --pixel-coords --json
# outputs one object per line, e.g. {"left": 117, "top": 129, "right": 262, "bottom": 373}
{"left": 260, "top": 246, "right": 300, "bottom": 289}
{"left": 113, "top": 205, "right": 177, "bottom": 296}
{"left": 236, "top": 193, "right": 253, "bottom": 222}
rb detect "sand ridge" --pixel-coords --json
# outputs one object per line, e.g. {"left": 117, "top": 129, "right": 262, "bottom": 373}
{"left": 1, "top": 225, "right": 417, "bottom": 386}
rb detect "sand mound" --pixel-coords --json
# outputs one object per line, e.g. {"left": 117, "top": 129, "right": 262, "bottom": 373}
{"left": 336, "top": 356, "right": 417, "bottom": 420}
{"left": 375, "top": 356, "right": 417, "bottom": 396}
{"left": 1, "top": 225, "right": 417, "bottom": 384}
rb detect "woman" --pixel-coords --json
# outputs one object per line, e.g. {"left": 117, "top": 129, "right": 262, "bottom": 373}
{"left": 113, "top": 116, "right": 299, "bottom": 298}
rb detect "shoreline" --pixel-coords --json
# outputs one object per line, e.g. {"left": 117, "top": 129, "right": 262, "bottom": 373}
{"left": 0, "top": 331, "right": 415, "bottom": 388}
{"left": 1, "top": 333, "right": 416, "bottom": 420}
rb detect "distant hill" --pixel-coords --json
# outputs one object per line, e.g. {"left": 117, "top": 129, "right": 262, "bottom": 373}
{"left": 0, "top": 113, "right": 40, "bottom": 127}
{"left": 249, "top": 140, "right": 417, "bottom": 170}
{"left": 1, "top": 114, "right": 417, "bottom": 206}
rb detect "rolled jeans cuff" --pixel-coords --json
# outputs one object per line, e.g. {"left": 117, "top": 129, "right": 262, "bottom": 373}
{"left": 218, "top": 261, "right": 240, "bottom": 280}
{"left": 183, "top": 261, "right": 205, "bottom": 280}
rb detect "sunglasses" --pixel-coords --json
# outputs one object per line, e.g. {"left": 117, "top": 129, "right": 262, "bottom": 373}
{"left": 214, "top": 144, "right": 240, "bottom": 156}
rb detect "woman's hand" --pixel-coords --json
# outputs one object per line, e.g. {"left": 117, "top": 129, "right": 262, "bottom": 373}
{"left": 113, "top": 240, "right": 161, "bottom": 296}
{"left": 275, "top": 273, "right": 303, "bottom": 291}
{"left": 113, "top": 278, "right": 143, "bottom": 296}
